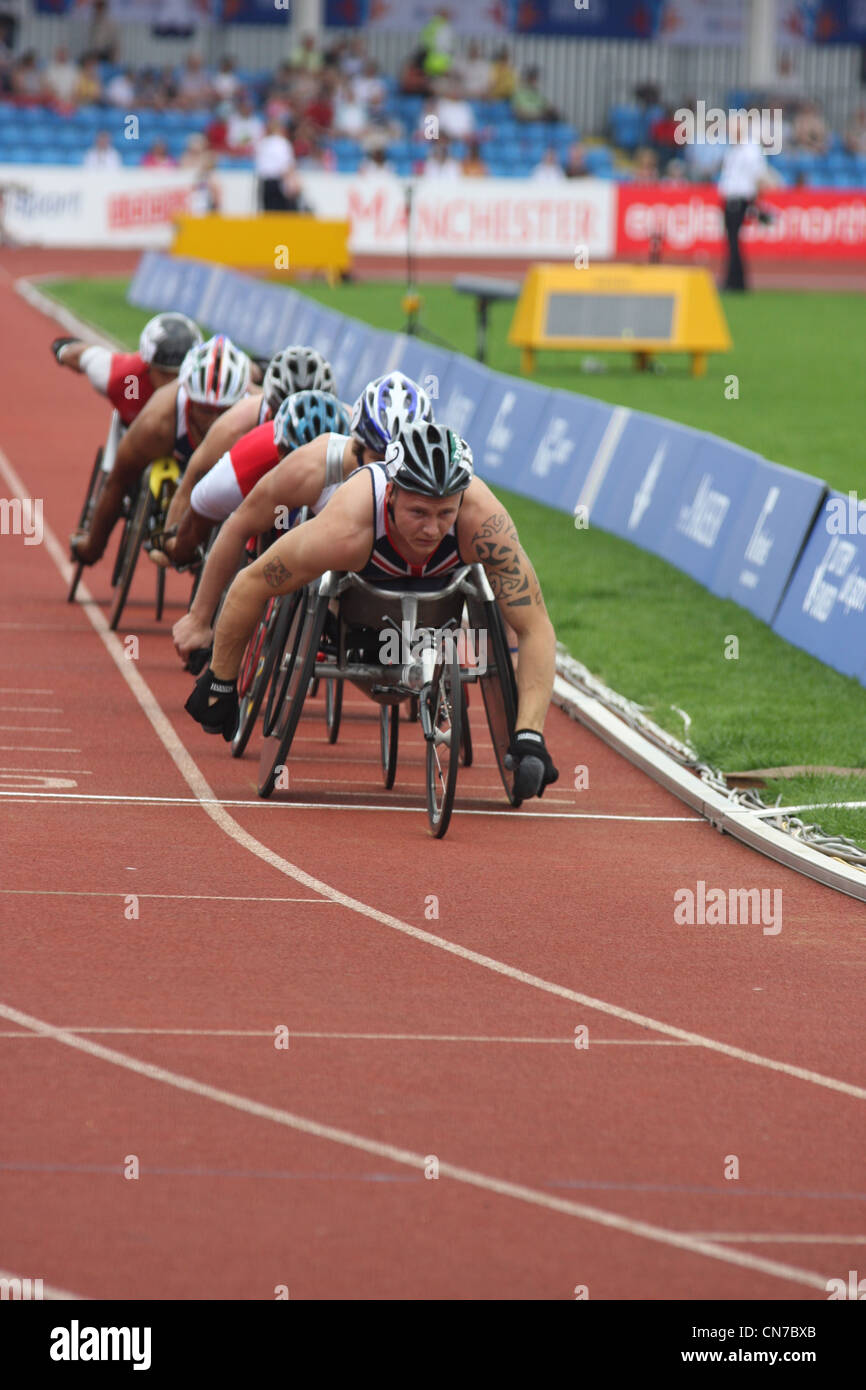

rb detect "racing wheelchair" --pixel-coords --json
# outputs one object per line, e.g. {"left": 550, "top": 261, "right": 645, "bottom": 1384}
{"left": 254, "top": 563, "right": 520, "bottom": 838}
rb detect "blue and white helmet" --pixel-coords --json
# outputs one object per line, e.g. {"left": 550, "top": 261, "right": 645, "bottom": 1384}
{"left": 273, "top": 390, "right": 350, "bottom": 454}
{"left": 350, "top": 371, "right": 433, "bottom": 454}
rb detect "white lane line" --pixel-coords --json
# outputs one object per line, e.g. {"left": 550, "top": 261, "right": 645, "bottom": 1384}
{"left": 0, "top": 746, "right": 81, "bottom": 752}
{"left": 683, "top": 1234, "right": 866, "bottom": 1246}
{"left": 0, "top": 790, "right": 702, "bottom": 822}
{"left": 0, "top": 767, "right": 93, "bottom": 774}
{"left": 0, "top": 688, "right": 54, "bottom": 694}
{"left": 0, "top": 999, "right": 831, "bottom": 1294}
{"left": 2, "top": 444, "right": 864, "bottom": 1109}
{"left": 0, "top": 1027, "right": 697, "bottom": 1044}
{"left": 0, "top": 890, "right": 332, "bottom": 903}
{"left": 0, "top": 707, "right": 63, "bottom": 714}
{"left": 0, "top": 726, "right": 71, "bottom": 732}
{"left": 0, "top": 1267, "right": 85, "bottom": 1300}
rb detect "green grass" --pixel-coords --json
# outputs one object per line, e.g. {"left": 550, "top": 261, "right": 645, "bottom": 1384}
{"left": 41, "top": 274, "right": 866, "bottom": 848}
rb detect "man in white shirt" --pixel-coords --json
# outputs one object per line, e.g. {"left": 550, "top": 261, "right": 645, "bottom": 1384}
{"left": 83, "top": 131, "right": 121, "bottom": 170}
{"left": 105, "top": 67, "right": 136, "bottom": 109}
{"left": 717, "top": 113, "right": 776, "bottom": 291}
{"left": 422, "top": 142, "right": 461, "bottom": 180}
{"left": 255, "top": 117, "right": 301, "bottom": 210}
{"left": 43, "top": 46, "right": 78, "bottom": 105}
{"left": 531, "top": 148, "right": 565, "bottom": 181}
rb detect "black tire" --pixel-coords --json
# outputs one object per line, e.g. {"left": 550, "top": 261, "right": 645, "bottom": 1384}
{"left": 261, "top": 587, "right": 305, "bottom": 738}
{"left": 325, "top": 679, "right": 343, "bottom": 744}
{"left": 155, "top": 563, "right": 166, "bottom": 623}
{"left": 108, "top": 474, "right": 154, "bottom": 633}
{"left": 424, "top": 647, "right": 462, "bottom": 838}
{"left": 476, "top": 600, "right": 520, "bottom": 806}
{"left": 380, "top": 703, "right": 399, "bottom": 788}
{"left": 406, "top": 695, "right": 419, "bottom": 722}
{"left": 257, "top": 587, "right": 329, "bottom": 798}
{"left": 232, "top": 594, "right": 284, "bottom": 759}
{"left": 68, "top": 446, "right": 104, "bottom": 603}
{"left": 459, "top": 683, "right": 473, "bottom": 767}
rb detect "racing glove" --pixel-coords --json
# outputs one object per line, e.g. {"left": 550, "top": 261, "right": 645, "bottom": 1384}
{"left": 184, "top": 669, "right": 239, "bottom": 741}
{"left": 505, "top": 729, "right": 559, "bottom": 801}
{"left": 51, "top": 337, "right": 79, "bottom": 363}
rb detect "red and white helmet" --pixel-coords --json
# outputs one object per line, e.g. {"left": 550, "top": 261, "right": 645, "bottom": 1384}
{"left": 179, "top": 335, "right": 251, "bottom": 408}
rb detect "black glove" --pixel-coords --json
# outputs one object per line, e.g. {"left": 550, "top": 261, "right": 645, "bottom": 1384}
{"left": 184, "top": 669, "right": 239, "bottom": 741}
{"left": 51, "top": 337, "right": 79, "bottom": 363}
{"left": 505, "top": 729, "right": 559, "bottom": 802}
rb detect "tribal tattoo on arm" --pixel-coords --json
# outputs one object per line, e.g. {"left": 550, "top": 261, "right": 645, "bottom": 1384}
{"left": 262, "top": 556, "right": 293, "bottom": 590}
{"left": 470, "top": 512, "right": 542, "bottom": 609}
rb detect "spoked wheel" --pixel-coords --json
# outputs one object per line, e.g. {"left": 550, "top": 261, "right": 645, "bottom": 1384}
{"left": 261, "top": 587, "right": 305, "bottom": 739}
{"left": 325, "top": 679, "right": 343, "bottom": 744}
{"left": 472, "top": 599, "right": 520, "bottom": 806}
{"left": 68, "top": 446, "right": 104, "bottom": 603}
{"left": 258, "top": 586, "right": 329, "bottom": 798}
{"left": 108, "top": 474, "right": 154, "bottom": 632}
{"left": 232, "top": 594, "right": 285, "bottom": 759}
{"left": 423, "top": 647, "right": 462, "bottom": 838}
{"left": 379, "top": 703, "right": 399, "bottom": 788}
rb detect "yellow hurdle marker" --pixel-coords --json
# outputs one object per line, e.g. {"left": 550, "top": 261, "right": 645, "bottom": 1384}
{"left": 171, "top": 214, "right": 352, "bottom": 284}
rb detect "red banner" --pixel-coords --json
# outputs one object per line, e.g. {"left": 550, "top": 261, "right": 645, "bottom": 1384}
{"left": 617, "top": 184, "right": 866, "bottom": 260}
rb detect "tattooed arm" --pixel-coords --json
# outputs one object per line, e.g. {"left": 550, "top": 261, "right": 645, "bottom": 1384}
{"left": 209, "top": 470, "right": 373, "bottom": 681}
{"left": 458, "top": 479, "right": 556, "bottom": 732}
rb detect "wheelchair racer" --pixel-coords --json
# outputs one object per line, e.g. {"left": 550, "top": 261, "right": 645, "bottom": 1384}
{"left": 186, "top": 420, "right": 559, "bottom": 800}
{"left": 171, "top": 371, "right": 432, "bottom": 665}
{"left": 69, "top": 335, "right": 253, "bottom": 567}
{"left": 153, "top": 345, "right": 337, "bottom": 569}
{"left": 52, "top": 311, "right": 203, "bottom": 427}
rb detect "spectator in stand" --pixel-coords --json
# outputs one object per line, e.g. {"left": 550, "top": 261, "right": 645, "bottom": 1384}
{"left": 399, "top": 47, "right": 433, "bottom": 97}
{"left": 264, "top": 63, "right": 296, "bottom": 123}
{"left": 290, "top": 33, "right": 323, "bottom": 75}
{"left": 304, "top": 78, "right": 334, "bottom": 137}
{"left": 423, "top": 87, "right": 475, "bottom": 141}
{"left": 353, "top": 59, "right": 385, "bottom": 108}
{"left": 179, "top": 132, "right": 207, "bottom": 168}
{"left": 487, "top": 47, "right": 517, "bottom": 101}
{"left": 255, "top": 115, "right": 300, "bottom": 210}
{"left": 633, "top": 81, "right": 661, "bottom": 110}
{"left": 43, "top": 46, "right": 79, "bottom": 107}
{"left": 649, "top": 106, "right": 683, "bottom": 174}
{"left": 531, "top": 147, "right": 565, "bottom": 181}
{"left": 363, "top": 88, "right": 402, "bottom": 148}
{"left": 633, "top": 147, "right": 660, "bottom": 180}
{"left": 187, "top": 149, "right": 221, "bottom": 215}
{"left": 11, "top": 52, "right": 45, "bottom": 103}
{"left": 333, "top": 76, "right": 368, "bottom": 139}
{"left": 793, "top": 101, "right": 829, "bottom": 155}
{"left": 292, "top": 118, "right": 335, "bottom": 170}
{"left": 459, "top": 40, "right": 492, "bottom": 101}
{"left": 86, "top": 0, "right": 120, "bottom": 64}
{"left": 461, "top": 138, "right": 488, "bottom": 177}
{"left": 105, "top": 66, "right": 137, "bottom": 108}
{"left": 422, "top": 138, "right": 461, "bottom": 180}
{"left": 420, "top": 7, "right": 455, "bottom": 79}
{"left": 141, "top": 138, "right": 176, "bottom": 168}
{"left": 359, "top": 145, "right": 396, "bottom": 177}
{"left": 214, "top": 56, "right": 240, "bottom": 103}
{"left": 564, "top": 142, "right": 589, "bottom": 178}
{"left": 83, "top": 130, "right": 121, "bottom": 169}
{"left": 205, "top": 108, "right": 230, "bottom": 154}
{"left": 512, "top": 68, "right": 558, "bottom": 123}
{"left": 75, "top": 55, "right": 103, "bottom": 106}
{"left": 226, "top": 93, "right": 264, "bottom": 156}
{"left": 177, "top": 52, "right": 212, "bottom": 110}
{"left": 844, "top": 106, "right": 866, "bottom": 155}
{"left": 339, "top": 35, "right": 366, "bottom": 80}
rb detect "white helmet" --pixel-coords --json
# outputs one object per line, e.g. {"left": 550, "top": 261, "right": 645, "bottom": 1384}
{"left": 179, "top": 335, "right": 252, "bottom": 408}
{"left": 263, "top": 345, "right": 335, "bottom": 413}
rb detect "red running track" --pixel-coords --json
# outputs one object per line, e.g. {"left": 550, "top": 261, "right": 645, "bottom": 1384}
{"left": 0, "top": 249, "right": 864, "bottom": 1301}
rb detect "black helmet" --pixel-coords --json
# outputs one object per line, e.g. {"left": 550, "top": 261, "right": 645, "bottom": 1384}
{"left": 384, "top": 422, "right": 473, "bottom": 497}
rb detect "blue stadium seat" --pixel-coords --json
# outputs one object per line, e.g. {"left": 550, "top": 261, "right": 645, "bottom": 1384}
{"left": 583, "top": 146, "right": 614, "bottom": 172}
{"left": 336, "top": 152, "right": 361, "bottom": 173}
{"left": 11, "top": 106, "right": 43, "bottom": 123}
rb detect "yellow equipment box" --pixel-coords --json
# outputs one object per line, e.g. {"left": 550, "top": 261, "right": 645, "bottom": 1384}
{"left": 171, "top": 214, "right": 351, "bottom": 283}
{"left": 508, "top": 263, "right": 731, "bottom": 377}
